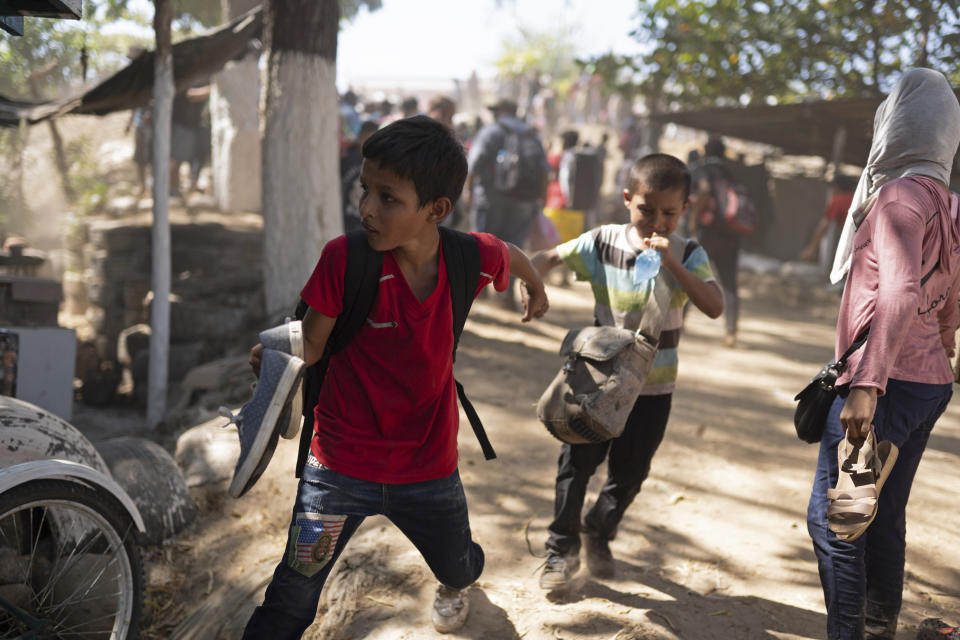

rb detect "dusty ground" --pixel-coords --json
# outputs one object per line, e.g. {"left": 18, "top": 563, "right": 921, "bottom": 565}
{"left": 131, "top": 276, "right": 960, "bottom": 640}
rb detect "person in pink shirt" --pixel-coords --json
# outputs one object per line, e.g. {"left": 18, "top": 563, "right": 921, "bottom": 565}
{"left": 808, "top": 68, "right": 960, "bottom": 640}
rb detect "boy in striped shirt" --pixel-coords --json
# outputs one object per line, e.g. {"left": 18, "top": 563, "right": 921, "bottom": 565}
{"left": 531, "top": 153, "right": 724, "bottom": 589}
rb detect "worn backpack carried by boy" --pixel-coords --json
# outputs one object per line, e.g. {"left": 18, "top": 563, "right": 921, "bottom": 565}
{"left": 493, "top": 124, "right": 548, "bottom": 201}
{"left": 537, "top": 235, "right": 687, "bottom": 443}
{"left": 292, "top": 227, "right": 495, "bottom": 477}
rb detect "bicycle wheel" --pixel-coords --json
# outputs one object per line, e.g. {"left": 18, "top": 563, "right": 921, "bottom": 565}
{"left": 0, "top": 479, "right": 144, "bottom": 639}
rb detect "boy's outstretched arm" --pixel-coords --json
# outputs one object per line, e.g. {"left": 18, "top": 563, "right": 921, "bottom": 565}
{"left": 646, "top": 233, "right": 724, "bottom": 319}
{"left": 249, "top": 309, "right": 336, "bottom": 376}
{"left": 507, "top": 243, "right": 549, "bottom": 322}
{"left": 531, "top": 247, "right": 563, "bottom": 278}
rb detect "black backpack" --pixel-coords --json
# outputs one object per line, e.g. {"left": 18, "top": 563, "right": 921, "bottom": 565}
{"left": 699, "top": 159, "right": 758, "bottom": 235}
{"left": 292, "top": 227, "right": 495, "bottom": 478}
{"left": 493, "top": 124, "right": 548, "bottom": 201}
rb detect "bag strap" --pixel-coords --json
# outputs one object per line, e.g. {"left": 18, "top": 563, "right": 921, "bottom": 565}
{"left": 636, "top": 234, "right": 686, "bottom": 345}
{"left": 836, "top": 256, "right": 942, "bottom": 369}
{"left": 440, "top": 227, "right": 496, "bottom": 460}
{"left": 441, "top": 227, "right": 480, "bottom": 357}
{"left": 295, "top": 230, "right": 383, "bottom": 478}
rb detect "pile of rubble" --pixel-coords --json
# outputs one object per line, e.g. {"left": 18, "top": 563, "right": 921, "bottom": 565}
{"left": 63, "top": 210, "right": 266, "bottom": 408}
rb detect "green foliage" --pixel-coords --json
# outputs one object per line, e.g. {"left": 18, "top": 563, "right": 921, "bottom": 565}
{"left": 2, "top": 1, "right": 142, "bottom": 100}
{"left": 0, "top": 126, "right": 28, "bottom": 236}
{"left": 495, "top": 27, "right": 580, "bottom": 92}
{"left": 65, "top": 135, "right": 109, "bottom": 215}
{"left": 591, "top": 0, "right": 960, "bottom": 109}
{"left": 172, "top": 0, "right": 221, "bottom": 34}
{"left": 0, "top": 0, "right": 224, "bottom": 101}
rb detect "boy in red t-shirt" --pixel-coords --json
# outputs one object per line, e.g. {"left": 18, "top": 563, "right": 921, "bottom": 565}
{"left": 241, "top": 116, "right": 549, "bottom": 637}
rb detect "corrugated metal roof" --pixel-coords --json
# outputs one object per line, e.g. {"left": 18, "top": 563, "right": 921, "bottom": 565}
{"left": 651, "top": 91, "right": 960, "bottom": 166}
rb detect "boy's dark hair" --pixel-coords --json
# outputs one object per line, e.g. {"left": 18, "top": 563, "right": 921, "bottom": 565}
{"left": 561, "top": 129, "right": 579, "bottom": 150}
{"left": 362, "top": 115, "right": 468, "bottom": 207}
{"left": 626, "top": 153, "right": 691, "bottom": 201}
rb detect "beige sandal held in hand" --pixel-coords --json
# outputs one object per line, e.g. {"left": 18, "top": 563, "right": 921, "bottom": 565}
{"left": 827, "top": 428, "right": 898, "bottom": 542}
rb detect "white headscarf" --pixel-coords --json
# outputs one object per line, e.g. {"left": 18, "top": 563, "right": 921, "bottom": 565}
{"left": 830, "top": 68, "right": 960, "bottom": 283}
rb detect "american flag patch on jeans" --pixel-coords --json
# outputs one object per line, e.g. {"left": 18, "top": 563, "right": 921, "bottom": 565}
{"left": 287, "top": 512, "right": 346, "bottom": 576}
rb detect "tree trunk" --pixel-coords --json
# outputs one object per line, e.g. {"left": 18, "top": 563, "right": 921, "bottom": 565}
{"left": 28, "top": 70, "right": 74, "bottom": 202}
{"left": 45, "top": 120, "right": 75, "bottom": 202}
{"left": 916, "top": 5, "right": 931, "bottom": 67}
{"left": 261, "top": 0, "right": 342, "bottom": 319}
{"left": 211, "top": 0, "right": 262, "bottom": 212}
{"left": 643, "top": 83, "right": 666, "bottom": 153}
{"left": 147, "top": 0, "right": 174, "bottom": 429}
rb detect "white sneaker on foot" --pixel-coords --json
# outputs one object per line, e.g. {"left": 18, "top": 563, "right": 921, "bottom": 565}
{"left": 431, "top": 584, "right": 469, "bottom": 633}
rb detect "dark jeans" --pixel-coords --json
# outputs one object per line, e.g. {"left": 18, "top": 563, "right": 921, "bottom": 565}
{"left": 546, "top": 393, "right": 672, "bottom": 555}
{"left": 806, "top": 379, "right": 952, "bottom": 640}
{"left": 244, "top": 461, "right": 484, "bottom": 639}
{"left": 472, "top": 197, "right": 537, "bottom": 303}
{"left": 470, "top": 198, "right": 538, "bottom": 248}
{"left": 699, "top": 234, "right": 740, "bottom": 336}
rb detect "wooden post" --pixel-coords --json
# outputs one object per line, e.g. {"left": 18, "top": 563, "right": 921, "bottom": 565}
{"left": 147, "top": 0, "right": 174, "bottom": 429}
{"left": 818, "top": 126, "right": 848, "bottom": 273}
{"left": 829, "top": 126, "right": 847, "bottom": 179}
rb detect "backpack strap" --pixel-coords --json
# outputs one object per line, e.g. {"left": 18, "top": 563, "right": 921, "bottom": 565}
{"left": 440, "top": 227, "right": 480, "bottom": 355}
{"left": 439, "top": 227, "right": 496, "bottom": 460}
{"left": 294, "top": 230, "right": 384, "bottom": 478}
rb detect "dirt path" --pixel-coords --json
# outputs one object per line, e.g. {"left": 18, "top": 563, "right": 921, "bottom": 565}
{"left": 146, "top": 276, "right": 960, "bottom": 640}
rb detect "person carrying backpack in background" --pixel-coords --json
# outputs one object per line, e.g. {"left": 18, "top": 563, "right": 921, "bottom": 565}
{"left": 687, "top": 135, "right": 750, "bottom": 348}
{"left": 464, "top": 98, "right": 550, "bottom": 309}
{"left": 530, "top": 153, "right": 724, "bottom": 590}
{"left": 231, "top": 116, "right": 550, "bottom": 638}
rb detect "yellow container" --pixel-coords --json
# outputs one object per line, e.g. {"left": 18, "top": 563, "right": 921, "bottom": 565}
{"left": 543, "top": 208, "right": 585, "bottom": 244}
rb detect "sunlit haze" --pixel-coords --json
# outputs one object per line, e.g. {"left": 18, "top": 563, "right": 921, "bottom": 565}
{"left": 336, "top": 0, "right": 642, "bottom": 92}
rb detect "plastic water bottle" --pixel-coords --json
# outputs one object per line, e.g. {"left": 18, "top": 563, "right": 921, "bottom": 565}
{"left": 633, "top": 248, "right": 661, "bottom": 284}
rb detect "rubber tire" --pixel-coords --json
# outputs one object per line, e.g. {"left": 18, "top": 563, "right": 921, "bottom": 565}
{"left": 0, "top": 479, "right": 145, "bottom": 639}
{"left": 97, "top": 436, "right": 198, "bottom": 545}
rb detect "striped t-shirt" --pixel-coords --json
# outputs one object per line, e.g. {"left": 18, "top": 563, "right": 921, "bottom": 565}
{"left": 557, "top": 224, "right": 716, "bottom": 395}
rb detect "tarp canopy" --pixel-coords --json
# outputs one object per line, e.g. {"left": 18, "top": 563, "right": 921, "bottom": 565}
{"left": 650, "top": 91, "right": 960, "bottom": 166}
{"left": 0, "top": 5, "right": 262, "bottom": 127}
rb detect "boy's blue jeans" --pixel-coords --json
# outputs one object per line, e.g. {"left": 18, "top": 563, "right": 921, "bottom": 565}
{"left": 807, "top": 379, "right": 952, "bottom": 640}
{"left": 243, "top": 459, "right": 484, "bottom": 639}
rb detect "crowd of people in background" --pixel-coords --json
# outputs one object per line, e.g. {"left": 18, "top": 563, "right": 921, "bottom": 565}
{"left": 335, "top": 86, "right": 764, "bottom": 350}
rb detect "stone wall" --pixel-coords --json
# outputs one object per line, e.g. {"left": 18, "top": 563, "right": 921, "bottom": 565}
{"left": 71, "top": 211, "right": 265, "bottom": 403}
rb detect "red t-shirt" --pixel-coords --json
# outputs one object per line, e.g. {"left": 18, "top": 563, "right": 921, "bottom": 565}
{"left": 824, "top": 190, "right": 854, "bottom": 222}
{"left": 300, "top": 232, "right": 510, "bottom": 483}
